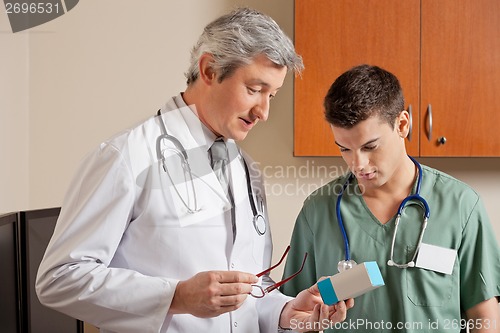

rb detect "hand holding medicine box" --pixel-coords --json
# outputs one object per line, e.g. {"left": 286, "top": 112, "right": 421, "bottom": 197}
{"left": 317, "top": 261, "right": 385, "bottom": 305}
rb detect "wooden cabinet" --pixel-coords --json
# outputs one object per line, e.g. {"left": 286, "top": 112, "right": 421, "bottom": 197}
{"left": 294, "top": 0, "right": 500, "bottom": 157}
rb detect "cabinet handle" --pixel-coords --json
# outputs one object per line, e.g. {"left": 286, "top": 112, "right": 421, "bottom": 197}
{"left": 407, "top": 104, "right": 413, "bottom": 142}
{"left": 438, "top": 137, "right": 447, "bottom": 145}
{"left": 427, "top": 104, "right": 433, "bottom": 141}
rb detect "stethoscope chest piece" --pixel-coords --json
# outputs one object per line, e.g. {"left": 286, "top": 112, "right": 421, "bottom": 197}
{"left": 338, "top": 259, "right": 357, "bottom": 272}
{"left": 242, "top": 159, "right": 267, "bottom": 236}
{"left": 253, "top": 214, "right": 266, "bottom": 236}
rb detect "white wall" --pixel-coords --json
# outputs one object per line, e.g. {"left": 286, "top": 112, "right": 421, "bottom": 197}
{"left": 0, "top": 13, "right": 29, "bottom": 213}
{"left": 2, "top": 3, "right": 499, "bottom": 328}
{"left": 27, "top": 0, "right": 231, "bottom": 208}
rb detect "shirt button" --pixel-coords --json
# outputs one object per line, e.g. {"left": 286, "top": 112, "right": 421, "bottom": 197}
{"left": 234, "top": 322, "right": 238, "bottom": 327}
{"left": 230, "top": 263, "right": 235, "bottom": 269}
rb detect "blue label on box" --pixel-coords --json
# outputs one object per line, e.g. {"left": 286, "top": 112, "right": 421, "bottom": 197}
{"left": 365, "top": 261, "right": 385, "bottom": 287}
{"left": 317, "top": 278, "right": 338, "bottom": 305}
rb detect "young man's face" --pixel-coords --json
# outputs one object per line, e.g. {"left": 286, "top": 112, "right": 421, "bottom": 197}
{"left": 332, "top": 113, "right": 407, "bottom": 191}
{"left": 201, "top": 55, "right": 287, "bottom": 141}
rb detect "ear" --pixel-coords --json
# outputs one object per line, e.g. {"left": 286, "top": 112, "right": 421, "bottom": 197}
{"left": 198, "top": 53, "right": 217, "bottom": 85}
{"left": 396, "top": 110, "right": 410, "bottom": 139}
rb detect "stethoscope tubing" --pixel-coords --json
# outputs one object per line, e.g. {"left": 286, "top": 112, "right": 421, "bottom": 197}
{"left": 156, "top": 110, "right": 266, "bottom": 235}
{"left": 242, "top": 160, "right": 267, "bottom": 235}
{"left": 396, "top": 194, "right": 430, "bottom": 219}
{"left": 336, "top": 174, "right": 354, "bottom": 261}
{"left": 337, "top": 156, "right": 430, "bottom": 265}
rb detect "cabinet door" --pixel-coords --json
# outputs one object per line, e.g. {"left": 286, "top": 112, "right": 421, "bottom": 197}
{"left": 294, "top": 0, "right": 420, "bottom": 156}
{"left": 420, "top": 0, "right": 500, "bottom": 156}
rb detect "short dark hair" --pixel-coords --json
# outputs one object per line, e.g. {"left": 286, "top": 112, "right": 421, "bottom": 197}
{"left": 324, "top": 64, "right": 404, "bottom": 129}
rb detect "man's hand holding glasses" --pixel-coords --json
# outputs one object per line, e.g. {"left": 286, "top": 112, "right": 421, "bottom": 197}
{"left": 251, "top": 246, "right": 354, "bottom": 331}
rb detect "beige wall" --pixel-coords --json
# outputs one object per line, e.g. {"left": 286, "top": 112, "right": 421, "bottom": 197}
{"left": 0, "top": 13, "right": 29, "bottom": 213}
{"left": 2, "top": 1, "right": 499, "bottom": 331}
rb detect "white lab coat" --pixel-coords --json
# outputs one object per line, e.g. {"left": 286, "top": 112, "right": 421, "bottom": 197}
{"left": 36, "top": 95, "right": 292, "bottom": 333}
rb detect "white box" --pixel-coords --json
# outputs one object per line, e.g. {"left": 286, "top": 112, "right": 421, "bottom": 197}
{"left": 317, "top": 261, "right": 385, "bottom": 305}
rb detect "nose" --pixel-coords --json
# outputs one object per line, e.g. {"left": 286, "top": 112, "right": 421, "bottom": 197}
{"left": 251, "top": 96, "right": 270, "bottom": 122}
{"left": 351, "top": 151, "right": 368, "bottom": 173}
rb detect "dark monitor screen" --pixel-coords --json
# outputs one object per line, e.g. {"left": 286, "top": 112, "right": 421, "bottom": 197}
{"left": 19, "top": 208, "right": 83, "bottom": 333}
{"left": 0, "top": 212, "right": 21, "bottom": 333}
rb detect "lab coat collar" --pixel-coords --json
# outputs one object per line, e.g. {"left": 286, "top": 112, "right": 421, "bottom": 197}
{"left": 172, "top": 94, "right": 217, "bottom": 151}
{"left": 160, "top": 94, "right": 235, "bottom": 203}
{"left": 172, "top": 94, "right": 240, "bottom": 163}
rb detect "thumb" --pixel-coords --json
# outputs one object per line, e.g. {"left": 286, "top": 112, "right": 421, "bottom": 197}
{"left": 309, "top": 276, "right": 329, "bottom": 295}
{"left": 308, "top": 283, "right": 320, "bottom": 296}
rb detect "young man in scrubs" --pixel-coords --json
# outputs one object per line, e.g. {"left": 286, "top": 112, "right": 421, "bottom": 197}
{"left": 35, "top": 8, "right": 352, "bottom": 333}
{"left": 281, "top": 64, "right": 500, "bottom": 332}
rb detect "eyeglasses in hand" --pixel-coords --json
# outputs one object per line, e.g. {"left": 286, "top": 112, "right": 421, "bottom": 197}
{"left": 250, "top": 245, "right": 308, "bottom": 298}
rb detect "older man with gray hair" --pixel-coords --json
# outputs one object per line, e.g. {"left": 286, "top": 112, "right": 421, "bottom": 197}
{"left": 36, "top": 7, "right": 353, "bottom": 333}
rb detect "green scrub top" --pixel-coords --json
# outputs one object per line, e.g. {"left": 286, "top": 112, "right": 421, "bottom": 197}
{"left": 281, "top": 165, "right": 500, "bottom": 332}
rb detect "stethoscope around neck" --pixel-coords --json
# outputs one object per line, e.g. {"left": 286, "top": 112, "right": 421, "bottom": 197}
{"left": 336, "top": 155, "right": 430, "bottom": 272}
{"left": 155, "top": 110, "right": 267, "bottom": 236}
{"left": 242, "top": 160, "right": 267, "bottom": 236}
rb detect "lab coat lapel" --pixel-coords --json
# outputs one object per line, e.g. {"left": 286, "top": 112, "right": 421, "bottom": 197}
{"left": 158, "top": 103, "right": 230, "bottom": 203}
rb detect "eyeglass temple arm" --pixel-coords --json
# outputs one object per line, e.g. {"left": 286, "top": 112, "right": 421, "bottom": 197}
{"left": 256, "top": 245, "right": 291, "bottom": 278}
{"left": 263, "top": 252, "right": 308, "bottom": 294}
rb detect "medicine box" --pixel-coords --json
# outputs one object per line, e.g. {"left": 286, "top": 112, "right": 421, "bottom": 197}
{"left": 317, "top": 261, "right": 385, "bottom": 305}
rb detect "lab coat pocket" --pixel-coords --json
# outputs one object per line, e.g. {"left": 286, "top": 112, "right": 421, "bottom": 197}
{"left": 405, "top": 246, "right": 455, "bottom": 307}
{"left": 139, "top": 160, "right": 228, "bottom": 227}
